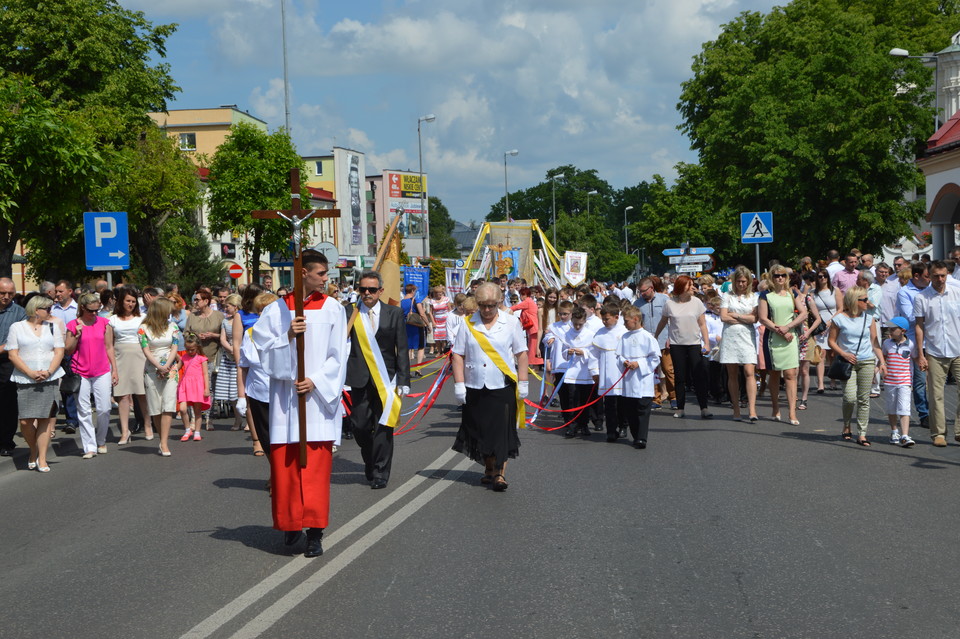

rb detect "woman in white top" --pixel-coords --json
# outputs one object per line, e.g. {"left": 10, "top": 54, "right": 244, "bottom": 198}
{"left": 105, "top": 286, "right": 150, "bottom": 444}
{"left": 451, "top": 283, "right": 528, "bottom": 492}
{"left": 655, "top": 275, "right": 712, "bottom": 420}
{"left": 719, "top": 266, "right": 759, "bottom": 422}
{"left": 6, "top": 295, "right": 65, "bottom": 472}
{"left": 812, "top": 268, "right": 843, "bottom": 393}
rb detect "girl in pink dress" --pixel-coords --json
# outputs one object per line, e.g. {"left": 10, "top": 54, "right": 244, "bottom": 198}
{"left": 178, "top": 332, "right": 210, "bottom": 442}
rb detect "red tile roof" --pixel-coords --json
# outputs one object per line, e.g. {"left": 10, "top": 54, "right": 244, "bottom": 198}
{"left": 927, "top": 110, "right": 960, "bottom": 153}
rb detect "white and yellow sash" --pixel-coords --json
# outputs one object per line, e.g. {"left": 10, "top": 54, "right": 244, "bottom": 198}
{"left": 466, "top": 319, "right": 526, "bottom": 429}
{"left": 354, "top": 311, "right": 402, "bottom": 428}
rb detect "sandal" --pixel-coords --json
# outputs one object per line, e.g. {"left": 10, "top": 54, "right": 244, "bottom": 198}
{"left": 841, "top": 430, "right": 853, "bottom": 441}
{"left": 492, "top": 474, "right": 509, "bottom": 492}
{"left": 798, "top": 399, "right": 807, "bottom": 410}
{"left": 857, "top": 437, "right": 871, "bottom": 447}
{"left": 480, "top": 474, "right": 493, "bottom": 485}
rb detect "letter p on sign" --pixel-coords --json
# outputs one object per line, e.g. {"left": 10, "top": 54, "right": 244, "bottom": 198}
{"left": 94, "top": 217, "right": 117, "bottom": 247}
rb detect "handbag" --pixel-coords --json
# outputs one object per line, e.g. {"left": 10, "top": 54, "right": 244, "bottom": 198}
{"left": 807, "top": 344, "right": 823, "bottom": 364}
{"left": 405, "top": 302, "right": 426, "bottom": 327}
{"left": 826, "top": 314, "right": 867, "bottom": 381}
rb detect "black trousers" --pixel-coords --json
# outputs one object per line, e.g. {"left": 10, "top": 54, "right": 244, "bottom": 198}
{"left": 603, "top": 395, "right": 626, "bottom": 439}
{"left": 670, "top": 345, "right": 709, "bottom": 410}
{"left": 570, "top": 383, "right": 595, "bottom": 432}
{"left": 350, "top": 383, "right": 394, "bottom": 482}
{"left": 0, "top": 379, "right": 18, "bottom": 449}
{"left": 621, "top": 397, "right": 652, "bottom": 443}
{"left": 248, "top": 397, "right": 271, "bottom": 449}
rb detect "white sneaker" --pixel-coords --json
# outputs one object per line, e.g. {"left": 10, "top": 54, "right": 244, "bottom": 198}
{"left": 900, "top": 435, "right": 915, "bottom": 448}
{"left": 890, "top": 430, "right": 901, "bottom": 445}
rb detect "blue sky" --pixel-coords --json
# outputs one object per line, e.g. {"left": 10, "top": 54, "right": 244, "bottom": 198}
{"left": 123, "top": 0, "right": 781, "bottom": 224}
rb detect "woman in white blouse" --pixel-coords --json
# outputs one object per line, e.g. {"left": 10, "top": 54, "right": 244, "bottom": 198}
{"left": 105, "top": 286, "right": 150, "bottom": 444}
{"left": 6, "top": 295, "right": 65, "bottom": 472}
{"left": 451, "top": 283, "right": 528, "bottom": 492}
{"left": 718, "top": 266, "right": 759, "bottom": 422}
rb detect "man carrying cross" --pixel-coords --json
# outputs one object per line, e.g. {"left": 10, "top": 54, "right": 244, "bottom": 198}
{"left": 252, "top": 249, "right": 348, "bottom": 557}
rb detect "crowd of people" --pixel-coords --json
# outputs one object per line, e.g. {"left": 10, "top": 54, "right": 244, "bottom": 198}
{"left": 0, "top": 244, "right": 957, "bottom": 558}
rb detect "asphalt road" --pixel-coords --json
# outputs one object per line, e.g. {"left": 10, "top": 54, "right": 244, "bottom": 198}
{"left": 1, "top": 369, "right": 959, "bottom": 639}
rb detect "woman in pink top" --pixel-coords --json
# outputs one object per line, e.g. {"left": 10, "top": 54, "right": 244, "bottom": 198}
{"left": 65, "top": 293, "right": 113, "bottom": 459}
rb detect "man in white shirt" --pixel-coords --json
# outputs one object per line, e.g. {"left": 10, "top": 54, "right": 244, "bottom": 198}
{"left": 914, "top": 260, "right": 960, "bottom": 447}
{"left": 950, "top": 248, "right": 960, "bottom": 281}
{"left": 825, "top": 249, "right": 843, "bottom": 280}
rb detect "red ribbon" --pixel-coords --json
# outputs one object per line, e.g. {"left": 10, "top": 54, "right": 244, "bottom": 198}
{"left": 524, "top": 368, "right": 629, "bottom": 431}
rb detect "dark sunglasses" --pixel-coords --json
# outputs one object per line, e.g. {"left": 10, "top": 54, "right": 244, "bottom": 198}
{"left": 858, "top": 297, "right": 868, "bottom": 302}
{"left": 358, "top": 286, "right": 380, "bottom": 294}
{"left": 772, "top": 273, "right": 787, "bottom": 278}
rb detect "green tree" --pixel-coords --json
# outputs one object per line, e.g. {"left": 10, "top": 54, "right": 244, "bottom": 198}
{"left": 206, "top": 122, "right": 307, "bottom": 282}
{"left": 0, "top": 75, "right": 105, "bottom": 278}
{"left": 0, "top": 0, "right": 178, "bottom": 278}
{"left": 86, "top": 124, "right": 204, "bottom": 285}
{"left": 678, "top": 0, "right": 936, "bottom": 259}
{"left": 163, "top": 209, "right": 226, "bottom": 291}
{"left": 553, "top": 210, "right": 635, "bottom": 282}
{"left": 427, "top": 196, "right": 459, "bottom": 258}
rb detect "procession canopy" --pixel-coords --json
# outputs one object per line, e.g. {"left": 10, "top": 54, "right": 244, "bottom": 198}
{"left": 465, "top": 219, "right": 562, "bottom": 284}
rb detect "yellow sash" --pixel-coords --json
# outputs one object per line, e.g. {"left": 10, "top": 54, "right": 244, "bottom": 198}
{"left": 354, "top": 311, "right": 402, "bottom": 428}
{"left": 466, "top": 319, "right": 526, "bottom": 429}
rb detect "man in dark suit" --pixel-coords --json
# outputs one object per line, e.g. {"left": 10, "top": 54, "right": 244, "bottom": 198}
{"left": 346, "top": 271, "right": 410, "bottom": 489}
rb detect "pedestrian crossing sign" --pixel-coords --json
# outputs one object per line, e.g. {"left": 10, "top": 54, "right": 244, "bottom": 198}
{"left": 740, "top": 211, "right": 773, "bottom": 244}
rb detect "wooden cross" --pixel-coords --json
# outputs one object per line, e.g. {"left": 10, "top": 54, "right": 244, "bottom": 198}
{"left": 251, "top": 168, "right": 340, "bottom": 467}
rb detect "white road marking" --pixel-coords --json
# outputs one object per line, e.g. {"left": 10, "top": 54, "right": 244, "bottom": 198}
{"left": 180, "top": 448, "right": 461, "bottom": 639}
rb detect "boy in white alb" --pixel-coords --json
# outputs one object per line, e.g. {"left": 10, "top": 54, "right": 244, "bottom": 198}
{"left": 882, "top": 316, "right": 915, "bottom": 447}
{"left": 617, "top": 306, "right": 661, "bottom": 449}
{"left": 591, "top": 302, "right": 627, "bottom": 442}
{"left": 562, "top": 306, "right": 599, "bottom": 439}
{"left": 543, "top": 301, "right": 573, "bottom": 408}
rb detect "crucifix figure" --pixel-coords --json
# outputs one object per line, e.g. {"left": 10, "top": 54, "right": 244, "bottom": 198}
{"left": 251, "top": 168, "right": 340, "bottom": 467}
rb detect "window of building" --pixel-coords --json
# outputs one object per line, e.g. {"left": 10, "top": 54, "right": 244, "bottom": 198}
{"left": 179, "top": 132, "right": 197, "bottom": 151}
{"left": 314, "top": 161, "right": 323, "bottom": 176}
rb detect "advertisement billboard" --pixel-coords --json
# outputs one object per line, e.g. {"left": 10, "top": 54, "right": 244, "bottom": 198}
{"left": 387, "top": 172, "right": 427, "bottom": 198}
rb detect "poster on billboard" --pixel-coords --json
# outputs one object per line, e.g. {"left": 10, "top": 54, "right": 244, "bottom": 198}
{"left": 391, "top": 201, "right": 427, "bottom": 239}
{"left": 402, "top": 266, "right": 431, "bottom": 303}
{"left": 348, "top": 153, "right": 362, "bottom": 245}
{"left": 387, "top": 172, "right": 427, "bottom": 199}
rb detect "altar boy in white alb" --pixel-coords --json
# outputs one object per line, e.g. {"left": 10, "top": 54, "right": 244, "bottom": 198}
{"left": 617, "top": 306, "right": 661, "bottom": 449}
{"left": 252, "top": 250, "right": 348, "bottom": 558}
{"left": 591, "top": 302, "right": 627, "bottom": 442}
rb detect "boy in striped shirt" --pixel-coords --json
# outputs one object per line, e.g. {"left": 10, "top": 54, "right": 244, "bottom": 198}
{"left": 882, "top": 316, "right": 914, "bottom": 447}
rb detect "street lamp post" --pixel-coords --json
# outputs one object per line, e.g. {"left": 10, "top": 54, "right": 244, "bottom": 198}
{"left": 586, "top": 190, "right": 598, "bottom": 216}
{"left": 624, "top": 205, "right": 634, "bottom": 253}
{"left": 550, "top": 174, "right": 565, "bottom": 246}
{"left": 418, "top": 114, "right": 436, "bottom": 254}
{"left": 890, "top": 47, "right": 940, "bottom": 132}
{"left": 504, "top": 149, "right": 519, "bottom": 221}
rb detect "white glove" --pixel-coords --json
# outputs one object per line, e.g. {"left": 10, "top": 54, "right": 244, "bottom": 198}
{"left": 518, "top": 380, "right": 529, "bottom": 399}
{"left": 454, "top": 382, "right": 467, "bottom": 405}
{"left": 235, "top": 397, "right": 247, "bottom": 417}
{"left": 398, "top": 385, "right": 410, "bottom": 398}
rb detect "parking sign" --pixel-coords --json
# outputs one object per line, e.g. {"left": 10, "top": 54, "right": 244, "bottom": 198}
{"left": 83, "top": 212, "right": 130, "bottom": 270}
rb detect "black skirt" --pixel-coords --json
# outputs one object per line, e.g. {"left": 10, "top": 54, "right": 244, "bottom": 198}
{"left": 452, "top": 385, "right": 520, "bottom": 467}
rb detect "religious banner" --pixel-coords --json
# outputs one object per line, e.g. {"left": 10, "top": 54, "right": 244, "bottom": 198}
{"left": 493, "top": 249, "right": 520, "bottom": 280}
{"left": 564, "top": 251, "right": 588, "bottom": 286}
{"left": 402, "top": 266, "right": 431, "bottom": 303}
{"left": 445, "top": 268, "right": 467, "bottom": 296}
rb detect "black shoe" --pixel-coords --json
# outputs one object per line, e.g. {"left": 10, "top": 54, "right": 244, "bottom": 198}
{"left": 618, "top": 427, "right": 627, "bottom": 438}
{"left": 563, "top": 428, "right": 576, "bottom": 439}
{"left": 63, "top": 425, "right": 77, "bottom": 434}
{"left": 283, "top": 530, "right": 303, "bottom": 546}
{"left": 592, "top": 423, "right": 604, "bottom": 432}
{"left": 0, "top": 448, "right": 13, "bottom": 457}
{"left": 304, "top": 528, "right": 324, "bottom": 558}
{"left": 580, "top": 427, "right": 592, "bottom": 438}
{"left": 131, "top": 422, "right": 143, "bottom": 433}
{"left": 605, "top": 436, "right": 618, "bottom": 443}
{"left": 342, "top": 430, "right": 353, "bottom": 440}
{"left": 371, "top": 478, "right": 387, "bottom": 490}
{"left": 920, "top": 417, "right": 929, "bottom": 429}
{"left": 634, "top": 440, "right": 647, "bottom": 449}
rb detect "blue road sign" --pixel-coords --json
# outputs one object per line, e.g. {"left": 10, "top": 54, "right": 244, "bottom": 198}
{"left": 662, "top": 248, "right": 684, "bottom": 256}
{"left": 688, "top": 247, "right": 714, "bottom": 255}
{"left": 83, "top": 212, "right": 129, "bottom": 270}
{"left": 741, "top": 211, "right": 773, "bottom": 244}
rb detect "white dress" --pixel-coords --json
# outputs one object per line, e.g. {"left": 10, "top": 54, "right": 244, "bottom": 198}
{"left": 718, "top": 292, "right": 759, "bottom": 364}
{"left": 813, "top": 288, "right": 838, "bottom": 350}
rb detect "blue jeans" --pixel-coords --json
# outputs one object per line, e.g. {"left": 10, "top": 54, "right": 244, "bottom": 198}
{"left": 912, "top": 360, "right": 928, "bottom": 420}
{"left": 62, "top": 390, "right": 78, "bottom": 426}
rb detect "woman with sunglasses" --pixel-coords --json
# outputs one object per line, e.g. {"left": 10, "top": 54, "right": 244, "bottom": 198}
{"left": 64, "top": 293, "right": 113, "bottom": 459}
{"left": 758, "top": 265, "right": 807, "bottom": 424}
{"left": 812, "top": 268, "right": 843, "bottom": 393}
{"left": 828, "top": 286, "right": 885, "bottom": 445}
{"left": 186, "top": 287, "right": 224, "bottom": 430}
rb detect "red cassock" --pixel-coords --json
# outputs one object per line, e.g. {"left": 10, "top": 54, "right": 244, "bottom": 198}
{"left": 252, "top": 292, "right": 349, "bottom": 531}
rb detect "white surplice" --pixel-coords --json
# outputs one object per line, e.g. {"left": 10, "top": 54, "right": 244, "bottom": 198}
{"left": 252, "top": 296, "right": 348, "bottom": 444}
